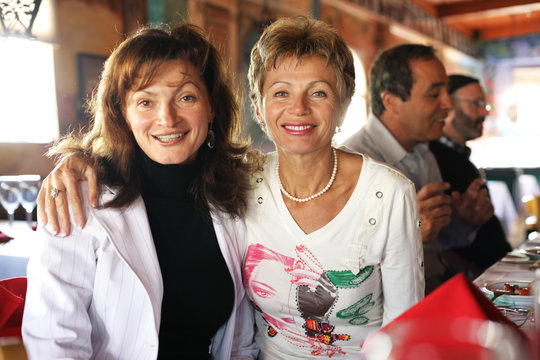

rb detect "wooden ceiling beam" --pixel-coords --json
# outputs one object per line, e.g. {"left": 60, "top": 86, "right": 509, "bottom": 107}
{"left": 435, "top": 0, "right": 540, "bottom": 17}
{"left": 477, "top": 17, "right": 540, "bottom": 40}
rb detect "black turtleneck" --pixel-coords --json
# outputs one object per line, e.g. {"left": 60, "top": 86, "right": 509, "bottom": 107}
{"left": 139, "top": 153, "right": 234, "bottom": 359}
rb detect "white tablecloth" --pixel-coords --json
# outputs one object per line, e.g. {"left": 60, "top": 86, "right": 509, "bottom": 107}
{"left": 0, "top": 220, "right": 38, "bottom": 279}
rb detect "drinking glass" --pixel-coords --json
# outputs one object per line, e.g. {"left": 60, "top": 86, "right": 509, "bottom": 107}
{"left": 0, "top": 176, "right": 22, "bottom": 227}
{"left": 19, "top": 174, "right": 41, "bottom": 228}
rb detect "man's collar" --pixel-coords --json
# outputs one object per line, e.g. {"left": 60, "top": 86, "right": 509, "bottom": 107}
{"left": 368, "top": 113, "right": 431, "bottom": 164}
{"left": 367, "top": 113, "right": 408, "bottom": 166}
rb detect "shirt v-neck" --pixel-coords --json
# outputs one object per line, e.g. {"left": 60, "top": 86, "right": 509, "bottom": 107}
{"left": 266, "top": 151, "right": 367, "bottom": 241}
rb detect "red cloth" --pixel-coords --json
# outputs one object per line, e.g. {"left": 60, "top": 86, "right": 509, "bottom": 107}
{"left": 0, "top": 231, "right": 13, "bottom": 244}
{"left": 363, "top": 273, "right": 531, "bottom": 359}
{"left": 0, "top": 277, "right": 27, "bottom": 339}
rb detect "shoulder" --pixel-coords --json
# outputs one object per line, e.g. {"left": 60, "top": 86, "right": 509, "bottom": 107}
{"left": 361, "top": 155, "right": 415, "bottom": 190}
{"left": 341, "top": 126, "right": 374, "bottom": 154}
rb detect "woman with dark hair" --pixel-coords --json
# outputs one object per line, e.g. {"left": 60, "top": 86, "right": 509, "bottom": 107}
{"left": 22, "top": 23, "right": 258, "bottom": 359}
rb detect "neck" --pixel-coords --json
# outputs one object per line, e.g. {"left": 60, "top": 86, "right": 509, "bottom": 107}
{"left": 443, "top": 124, "right": 466, "bottom": 146}
{"left": 276, "top": 147, "right": 337, "bottom": 202}
{"left": 380, "top": 114, "right": 416, "bottom": 152}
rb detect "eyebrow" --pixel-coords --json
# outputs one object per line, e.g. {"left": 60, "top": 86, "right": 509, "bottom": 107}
{"left": 426, "top": 81, "right": 447, "bottom": 92}
{"left": 267, "top": 79, "right": 333, "bottom": 88}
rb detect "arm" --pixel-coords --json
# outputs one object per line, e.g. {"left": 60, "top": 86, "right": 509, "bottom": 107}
{"left": 22, "top": 205, "right": 96, "bottom": 359}
{"left": 381, "top": 180, "right": 424, "bottom": 325}
{"left": 416, "top": 182, "right": 452, "bottom": 243}
{"left": 38, "top": 153, "right": 98, "bottom": 236}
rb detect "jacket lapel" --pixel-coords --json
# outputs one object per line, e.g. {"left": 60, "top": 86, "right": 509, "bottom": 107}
{"left": 92, "top": 195, "right": 163, "bottom": 331}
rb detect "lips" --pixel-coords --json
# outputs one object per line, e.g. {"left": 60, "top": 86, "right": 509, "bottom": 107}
{"left": 283, "top": 125, "right": 314, "bottom": 131}
{"left": 282, "top": 123, "right": 316, "bottom": 135}
{"left": 153, "top": 132, "right": 187, "bottom": 142}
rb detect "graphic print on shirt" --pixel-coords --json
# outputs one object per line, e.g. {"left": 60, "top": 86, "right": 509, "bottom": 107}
{"left": 243, "top": 243, "right": 375, "bottom": 357}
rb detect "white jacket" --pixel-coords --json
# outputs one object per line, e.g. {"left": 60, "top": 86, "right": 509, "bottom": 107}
{"left": 22, "top": 183, "right": 258, "bottom": 359}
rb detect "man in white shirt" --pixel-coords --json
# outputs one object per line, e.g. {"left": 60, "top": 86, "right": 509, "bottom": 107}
{"left": 343, "top": 44, "right": 494, "bottom": 293}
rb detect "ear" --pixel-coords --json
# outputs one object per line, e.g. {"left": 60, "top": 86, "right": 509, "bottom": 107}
{"left": 255, "top": 106, "right": 267, "bottom": 131}
{"left": 122, "top": 108, "right": 133, "bottom": 131}
{"left": 208, "top": 107, "right": 215, "bottom": 124}
{"left": 381, "top": 90, "right": 401, "bottom": 115}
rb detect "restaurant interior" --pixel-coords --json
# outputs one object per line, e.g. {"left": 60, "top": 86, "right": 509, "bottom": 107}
{"left": 2, "top": 0, "right": 540, "bottom": 358}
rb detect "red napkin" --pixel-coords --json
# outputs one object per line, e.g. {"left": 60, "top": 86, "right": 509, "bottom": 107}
{"left": 363, "top": 273, "right": 531, "bottom": 359}
{"left": 0, "top": 277, "right": 27, "bottom": 339}
{"left": 0, "top": 231, "right": 13, "bottom": 244}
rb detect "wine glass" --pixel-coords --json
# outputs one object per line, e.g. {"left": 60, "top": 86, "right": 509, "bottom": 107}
{"left": 0, "top": 175, "right": 22, "bottom": 227}
{"left": 19, "top": 174, "right": 41, "bottom": 228}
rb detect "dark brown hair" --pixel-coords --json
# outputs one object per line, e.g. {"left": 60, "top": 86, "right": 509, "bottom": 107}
{"left": 49, "top": 23, "right": 254, "bottom": 218}
{"left": 370, "top": 44, "right": 437, "bottom": 117}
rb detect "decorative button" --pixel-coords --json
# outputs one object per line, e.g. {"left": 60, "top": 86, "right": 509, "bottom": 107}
{"left": 369, "top": 218, "right": 376, "bottom": 225}
{"left": 257, "top": 197, "right": 263, "bottom": 204}
{"left": 376, "top": 191, "right": 383, "bottom": 198}
{"left": 256, "top": 177, "right": 263, "bottom": 183}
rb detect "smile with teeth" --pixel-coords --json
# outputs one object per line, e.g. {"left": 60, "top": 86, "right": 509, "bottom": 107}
{"left": 153, "top": 132, "right": 187, "bottom": 142}
{"left": 283, "top": 125, "right": 314, "bottom": 131}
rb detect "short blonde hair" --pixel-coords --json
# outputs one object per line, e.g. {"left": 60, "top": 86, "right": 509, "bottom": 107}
{"left": 248, "top": 16, "right": 355, "bottom": 129}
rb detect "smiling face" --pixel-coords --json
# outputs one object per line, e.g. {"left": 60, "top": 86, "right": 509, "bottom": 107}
{"left": 258, "top": 56, "right": 343, "bottom": 156}
{"left": 393, "top": 58, "right": 453, "bottom": 151}
{"left": 124, "top": 59, "right": 214, "bottom": 165}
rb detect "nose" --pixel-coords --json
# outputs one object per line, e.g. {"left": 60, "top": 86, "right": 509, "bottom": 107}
{"left": 441, "top": 88, "right": 454, "bottom": 110}
{"left": 157, "top": 102, "right": 178, "bottom": 127}
{"left": 289, "top": 94, "right": 310, "bottom": 116}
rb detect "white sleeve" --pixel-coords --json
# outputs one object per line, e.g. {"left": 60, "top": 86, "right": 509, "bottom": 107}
{"left": 22, "top": 224, "right": 97, "bottom": 360}
{"left": 229, "top": 295, "right": 259, "bottom": 359}
{"left": 380, "top": 180, "right": 425, "bottom": 326}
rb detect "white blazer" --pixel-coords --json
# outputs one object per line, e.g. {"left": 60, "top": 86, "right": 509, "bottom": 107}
{"left": 22, "top": 183, "right": 258, "bottom": 359}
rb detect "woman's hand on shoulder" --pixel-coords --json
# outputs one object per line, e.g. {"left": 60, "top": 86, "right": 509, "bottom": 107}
{"left": 38, "top": 153, "right": 98, "bottom": 236}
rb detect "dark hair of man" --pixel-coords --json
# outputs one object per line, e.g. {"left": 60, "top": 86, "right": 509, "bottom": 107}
{"left": 48, "top": 23, "right": 254, "bottom": 218}
{"left": 370, "top": 44, "right": 437, "bottom": 117}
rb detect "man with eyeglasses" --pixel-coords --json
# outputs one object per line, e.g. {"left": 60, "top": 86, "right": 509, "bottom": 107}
{"left": 429, "top": 74, "right": 511, "bottom": 277}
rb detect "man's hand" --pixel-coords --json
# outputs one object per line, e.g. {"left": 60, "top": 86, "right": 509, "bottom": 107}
{"left": 417, "top": 182, "right": 452, "bottom": 243}
{"left": 451, "top": 178, "right": 494, "bottom": 227}
{"left": 37, "top": 154, "right": 97, "bottom": 236}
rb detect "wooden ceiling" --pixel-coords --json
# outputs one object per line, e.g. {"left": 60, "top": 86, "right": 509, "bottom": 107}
{"left": 410, "top": 0, "right": 540, "bottom": 41}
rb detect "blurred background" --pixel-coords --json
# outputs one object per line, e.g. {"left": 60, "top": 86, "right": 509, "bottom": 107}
{"left": 1, "top": 0, "right": 540, "bottom": 234}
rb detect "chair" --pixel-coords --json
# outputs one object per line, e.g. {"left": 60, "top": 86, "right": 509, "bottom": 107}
{"left": 483, "top": 167, "right": 522, "bottom": 209}
{"left": 523, "top": 195, "right": 540, "bottom": 233}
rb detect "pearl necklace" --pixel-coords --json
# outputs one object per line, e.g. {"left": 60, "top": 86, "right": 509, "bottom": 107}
{"left": 276, "top": 148, "right": 338, "bottom": 203}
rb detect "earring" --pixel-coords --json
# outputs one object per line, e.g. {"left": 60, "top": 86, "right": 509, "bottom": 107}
{"left": 207, "top": 122, "right": 215, "bottom": 149}
{"left": 335, "top": 126, "right": 342, "bottom": 134}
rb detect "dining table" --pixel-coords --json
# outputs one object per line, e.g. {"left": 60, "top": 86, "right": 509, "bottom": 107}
{"left": 473, "top": 234, "right": 540, "bottom": 357}
{"left": 0, "top": 220, "right": 38, "bottom": 280}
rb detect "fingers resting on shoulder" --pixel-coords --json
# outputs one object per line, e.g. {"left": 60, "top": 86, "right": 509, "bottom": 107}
{"left": 37, "top": 154, "right": 98, "bottom": 236}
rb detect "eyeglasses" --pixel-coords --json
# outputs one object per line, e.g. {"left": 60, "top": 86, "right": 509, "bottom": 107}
{"left": 454, "top": 98, "right": 492, "bottom": 112}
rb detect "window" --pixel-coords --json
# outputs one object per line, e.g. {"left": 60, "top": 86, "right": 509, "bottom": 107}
{"left": 0, "top": 37, "right": 58, "bottom": 143}
{"left": 335, "top": 49, "right": 367, "bottom": 145}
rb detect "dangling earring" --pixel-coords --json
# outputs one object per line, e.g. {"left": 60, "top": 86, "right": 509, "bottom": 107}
{"left": 206, "top": 121, "right": 215, "bottom": 149}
